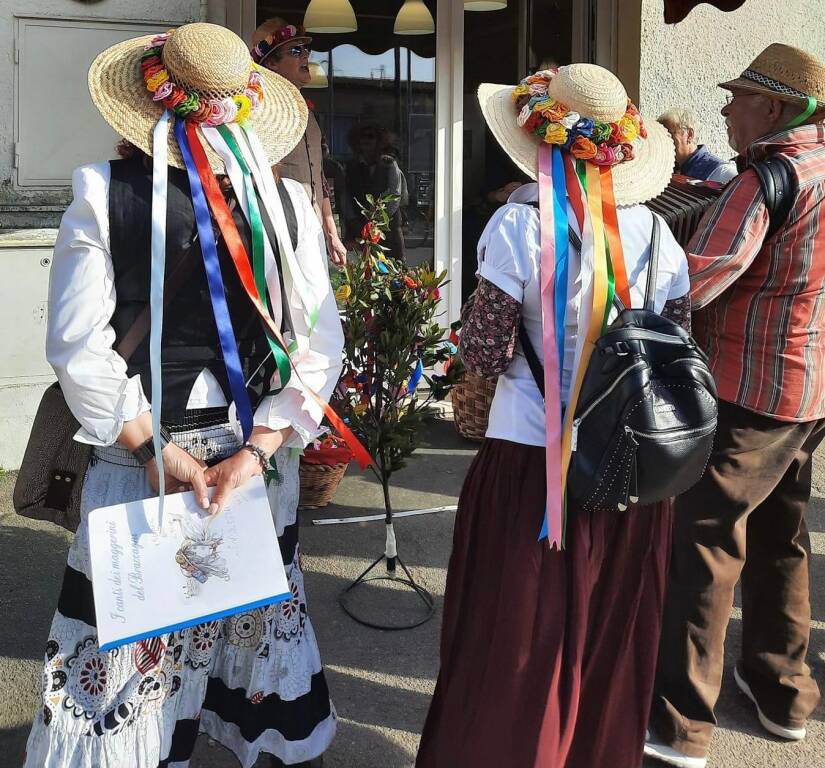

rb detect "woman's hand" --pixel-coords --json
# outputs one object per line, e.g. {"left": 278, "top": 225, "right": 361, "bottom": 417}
{"left": 327, "top": 233, "right": 348, "bottom": 267}
{"left": 146, "top": 442, "right": 210, "bottom": 509}
{"left": 202, "top": 426, "right": 294, "bottom": 515}
{"left": 202, "top": 448, "right": 262, "bottom": 516}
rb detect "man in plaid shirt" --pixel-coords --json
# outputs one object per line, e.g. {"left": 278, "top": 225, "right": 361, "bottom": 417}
{"left": 646, "top": 44, "right": 825, "bottom": 768}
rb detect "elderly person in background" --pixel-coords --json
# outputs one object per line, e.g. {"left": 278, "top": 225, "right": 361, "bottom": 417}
{"left": 252, "top": 18, "right": 347, "bottom": 266}
{"left": 659, "top": 107, "right": 737, "bottom": 183}
{"left": 646, "top": 43, "right": 825, "bottom": 768}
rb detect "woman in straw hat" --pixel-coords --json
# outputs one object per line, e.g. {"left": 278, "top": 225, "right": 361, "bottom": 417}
{"left": 251, "top": 18, "right": 348, "bottom": 267}
{"left": 415, "top": 64, "right": 690, "bottom": 768}
{"left": 23, "top": 22, "right": 357, "bottom": 768}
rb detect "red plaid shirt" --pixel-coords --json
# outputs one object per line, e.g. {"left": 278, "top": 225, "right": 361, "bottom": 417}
{"left": 689, "top": 124, "right": 825, "bottom": 422}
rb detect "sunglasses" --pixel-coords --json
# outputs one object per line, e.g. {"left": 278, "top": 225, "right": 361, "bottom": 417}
{"left": 286, "top": 44, "right": 311, "bottom": 58}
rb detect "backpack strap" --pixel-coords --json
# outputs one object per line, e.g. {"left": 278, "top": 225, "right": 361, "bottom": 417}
{"left": 644, "top": 213, "right": 661, "bottom": 311}
{"left": 751, "top": 155, "right": 797, "bottom": 239}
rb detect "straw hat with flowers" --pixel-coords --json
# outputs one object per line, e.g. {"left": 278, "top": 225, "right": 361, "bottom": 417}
{"left": 478, "top": 63, "right": 674, "bottom": 207}
{"left": 88, "top": 22, "right": 308, "bottom": 172}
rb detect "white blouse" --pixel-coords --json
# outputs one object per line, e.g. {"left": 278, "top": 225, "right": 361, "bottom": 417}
{"left": 47, "top": 163, "right": 344, "bottom": 448}
{"left": 478, "top": 182, "right": 691, "bottom": 447}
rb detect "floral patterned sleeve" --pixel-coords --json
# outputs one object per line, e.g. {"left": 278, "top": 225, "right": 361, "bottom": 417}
{"left": 661, "top": 294, "right": 692, "bottom": 334}
{"left": 459, "top": 278, "right": 521, "bottom": 379}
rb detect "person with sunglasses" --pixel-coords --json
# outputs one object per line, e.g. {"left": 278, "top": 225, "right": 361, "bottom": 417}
{"left": 252, "top": 18, "right": 347, "bottom": 267}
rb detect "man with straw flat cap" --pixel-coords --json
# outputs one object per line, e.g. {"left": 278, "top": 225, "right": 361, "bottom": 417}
{"left": 21, "top": 22, "right": 372, "bottom": 768}
{"left": 646, "top": 43, "right": 825, "bottom": 768}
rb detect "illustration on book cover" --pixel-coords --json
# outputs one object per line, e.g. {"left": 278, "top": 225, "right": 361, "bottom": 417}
{"left": 174, "top": 517, "right": 230, "bottom": 597}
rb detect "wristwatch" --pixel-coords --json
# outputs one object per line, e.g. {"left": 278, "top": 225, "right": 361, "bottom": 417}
{"left": 131, "top": 426, "right": 172, "bottom": 465}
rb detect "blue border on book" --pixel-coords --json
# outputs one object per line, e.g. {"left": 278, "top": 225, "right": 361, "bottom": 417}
{"left": 98, "top": 591, "right": 293, "bottom": 651}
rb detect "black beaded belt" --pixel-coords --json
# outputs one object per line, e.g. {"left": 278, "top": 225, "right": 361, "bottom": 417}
{"left": 163, "top": 406, "right": 230, "bottom": 434}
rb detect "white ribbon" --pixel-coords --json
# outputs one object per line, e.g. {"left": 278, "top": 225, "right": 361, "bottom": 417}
{"left": 150, "top": 109, "right": 170, "bottom": 530}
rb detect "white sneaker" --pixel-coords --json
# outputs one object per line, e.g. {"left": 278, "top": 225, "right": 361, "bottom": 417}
{"left": 733, "top": 666, "right": 807, "bottom": 741}
{"left": 644, "top": 731, "right": 707, "bottom": 768}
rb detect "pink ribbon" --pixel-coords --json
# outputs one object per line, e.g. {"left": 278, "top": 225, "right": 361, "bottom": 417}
{"left": 538, "top": 143, "right": 564, "bottom": 549}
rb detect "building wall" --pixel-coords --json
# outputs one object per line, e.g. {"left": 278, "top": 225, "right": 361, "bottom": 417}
{"left": 0, "top": 0, "right": 203, "bottom": 227}
{"left": 639, "top": 0, "right": 825, "bottom": 158}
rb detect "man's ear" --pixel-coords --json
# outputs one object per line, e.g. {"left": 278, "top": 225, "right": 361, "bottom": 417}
{"left": 686, "top": 127, "right": 696, "bottom": 144}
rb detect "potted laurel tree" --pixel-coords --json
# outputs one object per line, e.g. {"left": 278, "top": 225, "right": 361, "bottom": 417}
{"left": 332, "top": 192, "right": 459, "bottom": 629}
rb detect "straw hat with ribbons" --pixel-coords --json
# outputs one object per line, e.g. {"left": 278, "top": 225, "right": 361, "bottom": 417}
{"left": 720, "top": 43, "right": 825, "bottom": 126}
{"left": 86, "top": 23, "right": 370, "bottom": 516}
{"left": 477, "top": 64, "right": 676, "bottom": 549}
{"left": 251, "top": 18, "right": 313, "bottom": 67}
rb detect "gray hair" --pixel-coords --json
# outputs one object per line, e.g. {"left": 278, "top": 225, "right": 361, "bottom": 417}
{"left": 658, "top": 108, "right": 697, "bottom": 135}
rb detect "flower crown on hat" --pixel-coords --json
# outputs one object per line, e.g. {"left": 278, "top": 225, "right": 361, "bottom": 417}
{"left": 251, "top": 24, "right": 305, "bottom": 65}
{"left": 141, "top": 31, "right": 265, "bottom": 125}
{"left": 512, "top": 69, "right": 647, "bottom": 166}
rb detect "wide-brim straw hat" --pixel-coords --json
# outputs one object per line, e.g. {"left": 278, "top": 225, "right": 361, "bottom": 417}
{"left": 478, "top": 64, "right": 675, "bottom": 207}
{"left": 719, "top": 43, "right": 825, "bottom": 108}
{"left": 88, "top": 23, "right": 308, "bottom": 173}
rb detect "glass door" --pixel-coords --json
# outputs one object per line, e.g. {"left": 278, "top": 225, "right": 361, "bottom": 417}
{"left": 256, "top": 1, "right": 438, "bottom": 268}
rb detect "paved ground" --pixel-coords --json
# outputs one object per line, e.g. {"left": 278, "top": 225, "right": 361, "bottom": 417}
{"left": 1, "top": 415, "right": 823, "bottom": 767}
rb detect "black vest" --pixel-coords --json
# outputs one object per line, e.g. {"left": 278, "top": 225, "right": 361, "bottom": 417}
{"left": 108, "top": 157, "right": 297, "bottom": 421}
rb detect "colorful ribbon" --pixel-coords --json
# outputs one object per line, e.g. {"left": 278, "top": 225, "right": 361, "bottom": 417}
{"left": 408, "top": 359, "right": 424, "bottom": 394}
{"left": 149, "top": 110, "right": 170, "bottom": 523}
{"left": 175, "top": 119, "right": 255, "bottom": 442}
{"left": 183, "top": 122, "right": 373, "bottom": 470}
{"left": 537, "top": 143, "right": 565, "bottom": 548}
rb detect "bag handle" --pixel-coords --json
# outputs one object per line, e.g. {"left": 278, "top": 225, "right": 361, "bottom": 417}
{"left": 643, "top": 213, "right": 661, "bottom": 311}
{"left": 115, "top": 234, "right": 201, "bottom": 362}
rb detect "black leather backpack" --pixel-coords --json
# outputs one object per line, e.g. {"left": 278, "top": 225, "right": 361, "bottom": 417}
{"left": 520, "top": 214, "right": 718, "bottom": 511}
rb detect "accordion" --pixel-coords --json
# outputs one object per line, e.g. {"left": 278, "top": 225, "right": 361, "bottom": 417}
{"left": 647, "top": 175, "right": 725, "bottom": 247}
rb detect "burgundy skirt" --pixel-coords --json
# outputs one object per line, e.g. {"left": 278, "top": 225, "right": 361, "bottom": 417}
{"left": 416, "top": 438, "right": 672, "bottom": 768}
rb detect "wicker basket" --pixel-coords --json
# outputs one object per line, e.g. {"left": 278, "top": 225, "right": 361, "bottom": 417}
{"left": 451, "top": 371, "right": 498, "bottom": 442}
{"left": 298, "top": 460, "right": 348, "bottom": 509}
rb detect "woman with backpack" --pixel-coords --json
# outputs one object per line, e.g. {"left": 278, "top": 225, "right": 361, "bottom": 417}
{"left": 416, "top": 64, "right": 700, "bottom": 768}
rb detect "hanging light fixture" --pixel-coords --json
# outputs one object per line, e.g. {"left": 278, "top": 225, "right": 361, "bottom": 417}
{"left": 305, "top": 61, "right": 329, "bottom": 89}
{"left": 464, "top": 1, "right": 508, "bottom": 10}
{"left": 304, "top": 0, "right": 358, "bottom": 33}
{"left": 394, "top": 0, "right": 435, "bottom": 35}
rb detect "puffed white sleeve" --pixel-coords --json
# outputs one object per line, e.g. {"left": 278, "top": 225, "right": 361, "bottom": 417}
{"left": 476, "top": 203, "right": 540, "bottom": 302}
{"left": 46, "top": 163, "right": 150, "bottom": 446}
{"left": 253, "top": 180, "right": 344, "bottom": 447}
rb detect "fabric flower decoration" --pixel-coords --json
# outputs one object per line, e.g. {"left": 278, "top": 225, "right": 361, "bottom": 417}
{"left": 543, "top": 122, "right": 569, "bottom": 145}
{"left": 538, "top": 100, "right": 569, "bottom": 122}
{"left": 617, "top": 115, "right": 640, "bottom": 143}
{"left": 560, "top": 111, "right": 581, "bottom": 130}
{"left": 524, "top": 112, "right": 544, "bottom": 133}
{"left": 592, "top": 122, "right": 613, "bottom": 143}
{"left": 512, "top": 83, "right": 531, "bottom": 101}
{"left": 517, "top": 104, "right": 533, "bottom": 127}
{"left": 571, "top": 136, "right": 598, "bottom": 160}
{"left": 573, "top": 118, "right": 595, "bottom": 138}
{"left": 403, "top": 275, "right": 418, "bottom": 289}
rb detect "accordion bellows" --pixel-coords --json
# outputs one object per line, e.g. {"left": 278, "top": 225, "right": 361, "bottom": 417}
{"left": 647, "top": 175, "right": 724, "bottom": 246}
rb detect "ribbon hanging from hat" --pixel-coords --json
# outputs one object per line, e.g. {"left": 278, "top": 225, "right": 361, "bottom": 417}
{"left": 534, "top": 151, "right": 624, "bottom": 549}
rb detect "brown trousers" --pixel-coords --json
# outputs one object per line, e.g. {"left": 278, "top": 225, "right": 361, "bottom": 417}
{"left": 650, "top": 400, "right": 824, "bottom": 757}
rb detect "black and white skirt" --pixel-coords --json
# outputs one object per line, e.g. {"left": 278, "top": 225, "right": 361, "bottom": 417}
{"left": 24, "top": 422, "right": 336, "bottom": 768}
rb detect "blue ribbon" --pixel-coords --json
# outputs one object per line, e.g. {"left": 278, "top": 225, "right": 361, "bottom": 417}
{"left": 175, "top": 119, "right": 254, "bottom": 441}
{"left": 551, "top": 147, "right": 569, "bottom": 385}
{"left": 408, "top": 359, "right": 424, "bottom": 394}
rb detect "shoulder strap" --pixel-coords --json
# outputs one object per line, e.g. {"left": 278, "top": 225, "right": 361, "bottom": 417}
{"left": 644, "top": 213, "right": 661, "bottom": 311}
{"left": 518, "top": 323, "right": 545, "bottom": 400}
{"left": 751, "top": 155, "right": 797, "bottom": 239}
{"left": 276, "top": 179, "right": 300, "bottom": 251}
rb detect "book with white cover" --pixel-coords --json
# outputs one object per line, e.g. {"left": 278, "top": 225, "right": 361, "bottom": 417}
{"left": 88, "top": 476, "right": 290, "bottom": 651}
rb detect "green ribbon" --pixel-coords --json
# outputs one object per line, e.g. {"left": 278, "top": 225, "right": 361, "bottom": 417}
{"left": 217, "top": 124, "right": 292, "bottom": 393}
{"left": 787, "top": 95, "right": 818, "bottom": 128}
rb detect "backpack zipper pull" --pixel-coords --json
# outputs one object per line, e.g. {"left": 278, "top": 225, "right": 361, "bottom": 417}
{"left": 618, "top": 427, "right": 639, "bottom": 511}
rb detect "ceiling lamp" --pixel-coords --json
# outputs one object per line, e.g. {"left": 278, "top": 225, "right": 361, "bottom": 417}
{"left": 464, "top": 1, "right": 508, "bottom": 10}
{"left": 305, "top": 62, "right": 329, "bottom": 89}
{"left": 394, "top": 0, "right": 435, "bottom": 35}
{"left": 304, "top": 0, "right": 358, "bottom": 33}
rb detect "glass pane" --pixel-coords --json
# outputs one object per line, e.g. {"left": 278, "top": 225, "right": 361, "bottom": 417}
{"left": 256, "top": 2, "right": 437, "bottom": 268}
